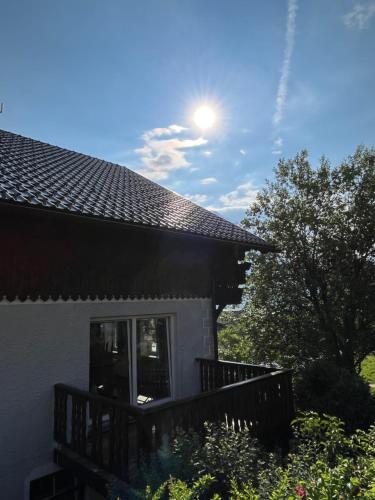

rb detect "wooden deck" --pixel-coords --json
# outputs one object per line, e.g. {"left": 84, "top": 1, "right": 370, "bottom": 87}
{"left": 54, "top": 359, "right": 294, "bottom": 483}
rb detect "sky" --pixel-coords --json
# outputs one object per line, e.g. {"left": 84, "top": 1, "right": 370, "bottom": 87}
{"left": 1, "top": 0, "right": 374, "bottom": 223}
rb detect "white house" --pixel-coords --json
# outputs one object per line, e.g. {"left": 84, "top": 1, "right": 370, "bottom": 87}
{"left": 0, "top": 129, "right": 293, "bottom": 499}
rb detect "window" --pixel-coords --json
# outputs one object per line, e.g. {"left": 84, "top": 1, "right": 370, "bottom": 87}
{"left": 136, "top": 318, "right": 171, "bottom": 404}
{"left": 90, "top": 320, "right": 131, "bottom": 402}
{"left": 90, "top": 316, "right": 172, "bottom": 406}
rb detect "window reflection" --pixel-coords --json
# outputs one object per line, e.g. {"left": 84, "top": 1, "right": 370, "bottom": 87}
{"left": 136, "top": 318, "right": 171, "bottom": 405}
{"left": 90, "top": 321, "right": 130, "bottom": 402}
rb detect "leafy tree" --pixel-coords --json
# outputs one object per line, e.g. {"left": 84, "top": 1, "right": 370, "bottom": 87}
{"left": 239, "top": 146, "right": 375, "bottom": 373}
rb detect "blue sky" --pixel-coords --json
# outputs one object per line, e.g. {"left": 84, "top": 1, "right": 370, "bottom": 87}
{"left": 1, "top": 0, "right": 374, "bottom": 222}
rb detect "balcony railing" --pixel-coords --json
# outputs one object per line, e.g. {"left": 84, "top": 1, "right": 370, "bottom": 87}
{"left": 54, "top": 360, "right": 294, "bottom": 480}
{"left": 197, "top": 358, "right": 275, "bottom": 391}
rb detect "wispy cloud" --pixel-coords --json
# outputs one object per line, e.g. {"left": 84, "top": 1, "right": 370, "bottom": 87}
{"left": 136, "top": 124, "right": 207, "bottom": 180}
{"left": 184, "top": 193, "right": 209, "bottom": 204}
{"left": 272, "top": 137, "right": 283, "bottom": 155}
{"left": 142, "top": 124, "right": 187, "bottom": 141}
{"left": 200, "top": 177, "right": 218, "bottom": 185}
{"left": 342, "top": 3, "right": 375, "bottom": 29}
{"left": 205, "top": 182, "right": 258, "bottom": 213}
{"left": 273, "top": 0, "right": 298, "bottom": 127}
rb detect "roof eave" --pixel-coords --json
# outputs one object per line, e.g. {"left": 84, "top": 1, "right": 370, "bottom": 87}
{"left": 0, "top": 199, "right": 275, "bottom": 252}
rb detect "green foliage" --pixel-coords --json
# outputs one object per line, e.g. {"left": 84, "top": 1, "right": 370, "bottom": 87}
{"left": 362, "top": 355, "right": 375, "bottom": 384}
{"left": 192, "top": 422, "right": 266, "bottom": 488}
{"left": 134, "top": 413, "right": 375, "bottom": 500}
{"left": 362, "top": 355, "right": 375, "bottom": 395}
{"left": 217, "top": 310, "right": 254, "bottom": 363}
{"left": 143, "top": 475, "right": 218, "bottom": 500}
{"left": 294, "top": 360, "right": 375, "bottom": 431}
{"left": 125, "top": 423, "right": 267, "bottom": 498}
{"left": 218, "top": 323, "right": 254, "bottom": 364}
{"left": 240, "top": 147, "right": 375, "bottom": 373}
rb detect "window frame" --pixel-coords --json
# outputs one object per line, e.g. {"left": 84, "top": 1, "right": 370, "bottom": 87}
{"left": 90, "top": 314, "right": 175, "bottom": 407}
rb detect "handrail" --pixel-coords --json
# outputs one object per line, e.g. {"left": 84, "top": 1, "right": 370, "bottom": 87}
{"left": 55, "top": 383, "right": 144, "bottom": 416}
{"left": 195, "top": 357, "right": 276, "bottom": 371}
{"left": 55, "top": 368, "right": 291, "bottom": 417}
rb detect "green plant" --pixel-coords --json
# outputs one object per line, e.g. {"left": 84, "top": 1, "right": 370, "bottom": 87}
{"left": 236, "top": 413, "right": 375, "bottom": 499}
{"left": 132, "top": 413, "right": 375, "bottom": 500}
{"left": 143, "top": 475, "right": 218, "bottom": 500}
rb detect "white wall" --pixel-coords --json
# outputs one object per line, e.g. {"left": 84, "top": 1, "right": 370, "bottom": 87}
{"left": 0, "top": 297, "right": 214, "bottom": 499}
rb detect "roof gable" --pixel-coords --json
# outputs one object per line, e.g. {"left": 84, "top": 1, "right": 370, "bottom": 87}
{"left": 0, "top": 129, "right": 272, "bottom": 250}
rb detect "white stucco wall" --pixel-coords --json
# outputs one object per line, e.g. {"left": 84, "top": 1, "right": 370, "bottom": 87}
{"left": 0, "top": 297, "right": 214, "bottom": 499}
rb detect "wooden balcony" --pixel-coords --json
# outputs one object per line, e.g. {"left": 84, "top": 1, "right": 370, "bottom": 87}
{"left": 54, "top": 359, "right": 294, "bottom": 488}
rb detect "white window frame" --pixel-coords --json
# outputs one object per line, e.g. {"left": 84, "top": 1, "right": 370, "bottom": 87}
{"left": 90, "top": 314, "right": 175, "bottom": 407}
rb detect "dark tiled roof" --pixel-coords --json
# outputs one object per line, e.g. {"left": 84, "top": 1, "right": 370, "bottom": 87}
{"left": 0, "top": 129, "right": 272, "bottom": 249}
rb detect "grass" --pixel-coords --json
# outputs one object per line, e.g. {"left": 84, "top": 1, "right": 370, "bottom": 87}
{"left": 361, "top": 354, "right": 375, "bottom": 396}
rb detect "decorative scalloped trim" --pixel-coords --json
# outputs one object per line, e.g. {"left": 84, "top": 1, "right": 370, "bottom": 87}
{"left": 0, "top": 294, "right": 211, "bottom": 305}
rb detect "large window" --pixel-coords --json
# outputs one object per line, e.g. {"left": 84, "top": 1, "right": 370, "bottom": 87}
{"left": 90, "top": 316, "right": 172, "bottom": 406}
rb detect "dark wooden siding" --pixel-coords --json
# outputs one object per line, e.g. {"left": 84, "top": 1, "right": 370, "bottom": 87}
{"left": 0, "top": 205, "right": 248, "bottom": 303}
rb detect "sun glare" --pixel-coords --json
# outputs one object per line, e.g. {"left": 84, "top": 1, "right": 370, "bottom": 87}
{"left": 193, "top": 105, "right": 216, "bottom": 130}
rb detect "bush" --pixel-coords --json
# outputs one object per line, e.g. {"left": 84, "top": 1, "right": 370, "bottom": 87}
{"left": 134, "top": 413, "right": 375, "bottom": 500}
{"left": 124, "top": 422, "right": 269, "bottom": 498}
{"left": 294, "top": 360, "right": 375, "bottom": 431}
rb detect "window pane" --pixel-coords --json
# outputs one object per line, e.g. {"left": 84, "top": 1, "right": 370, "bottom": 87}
{"left": 90, "top": 321, "right": 131, "bottom": 402}
{"left": 136, "top": 318, "right": 170, "bottom": 404}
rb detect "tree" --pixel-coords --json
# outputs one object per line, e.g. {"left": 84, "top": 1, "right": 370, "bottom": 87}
{"left": 240, "top": 146, "right": 375, "bottom": 373}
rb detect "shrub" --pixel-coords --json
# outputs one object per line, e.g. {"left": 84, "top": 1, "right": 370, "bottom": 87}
{"left": 294, "top": 360, "right": 375, "bottom": 431}
{"left": 128, "top": 413, "right": 375, "bottom": 500}
{"left": 124, "top": 422, "right": 268, "bottom": 498}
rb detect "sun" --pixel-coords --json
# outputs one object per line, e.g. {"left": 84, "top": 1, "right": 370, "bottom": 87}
{"left": 193, "top": 105, "right": 216, "bottom": 130}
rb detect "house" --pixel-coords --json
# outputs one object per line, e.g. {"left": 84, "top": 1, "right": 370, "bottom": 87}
{"left": 0, "top": 129, "right": 294, "bottom": 499}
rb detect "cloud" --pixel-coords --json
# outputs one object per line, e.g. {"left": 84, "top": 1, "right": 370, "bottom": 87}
{"left": 200, "top": 177, "right": 218, "bottom": 185}
{"left": 205, "top": 182, "right": 258, "bottom": 212}
{"left": 240, "top": 149, "right": 247, "bottom": 156}
{"left": 202, "top": 150, "right": 212, "bottom": 157}
{"left": 273, "top": 0, "right": 298, "bottom": 126}
{"left": 184, "top": 193, "right": 209, "bottom": 204}
{"left": 136, "top": 124, "right": 207, "bottom": 180}
{"left": 272, "top": 137, "right": 283, "bottom": 155}
{"left": 342, "top": 3, "right": 375, "bottom": 29}
{"left": 142, "top": 124, "right": 187, "bottom": 141}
